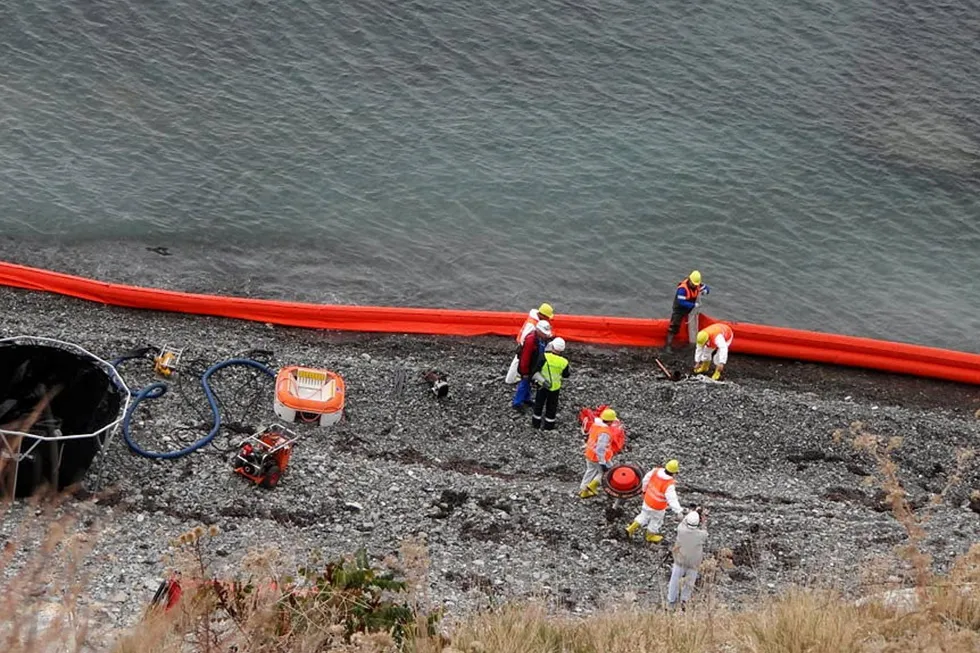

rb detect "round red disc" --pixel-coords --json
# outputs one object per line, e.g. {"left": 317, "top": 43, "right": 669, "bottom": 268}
{"left": 610, "top": 466, "right": 640, "bottom": 492}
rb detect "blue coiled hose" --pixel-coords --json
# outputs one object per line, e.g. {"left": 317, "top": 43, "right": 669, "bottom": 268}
{"left": 121, "top": 358, "right": 275, "bottom": 460}
{"left": 111, "top": 349, "right": 156, "bottom": 396}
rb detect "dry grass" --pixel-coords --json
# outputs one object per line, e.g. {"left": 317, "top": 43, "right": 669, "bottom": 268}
{"left": 2, "top": 423, "right": 979, "bottom": 652}
{"left": 2, "top": 526, "right": 978, "bottom": 653}
{"left": 446, "top": 574, "right": 980, "bottom": 653}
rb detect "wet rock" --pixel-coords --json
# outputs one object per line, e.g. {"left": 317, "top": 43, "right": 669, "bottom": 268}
{"left": 846, "top": 463, "right": 869, "bottom": 476}
{"left": 822, "top": 486, "right": 891, "bottom": 512}
{"left": 729, "top": 568, "right": 755, "bottom": 582}
{"left": 969, "top": 491, "right": 980, "bottom": 516}
{"left": 786, "top": 450, "right": 826, "bottom": 464}
{"left": 731, "top": 539, "right": 761, "bottom": 568}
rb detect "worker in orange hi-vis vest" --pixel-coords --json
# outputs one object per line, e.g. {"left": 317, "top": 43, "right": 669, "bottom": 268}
{"left": 693, "top": 323, "right": 734, "bottom": 381}
{"left": 625, "top": 459, "right": 685, "bottom": 543}
{"left": 578, "top": 408, "right": 626, "bottom": 498}
{"left": 505, "top": 303, "right": 555, "bottom": 384}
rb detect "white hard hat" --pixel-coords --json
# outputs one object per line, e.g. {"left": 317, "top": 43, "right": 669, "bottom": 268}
{"left": 535, "top": 320, "right": 552, "bottom": 337}
{"left": 548, "top": 337, "right": 566, "bottom": 353}
{"left": 684, "top": 510, "right": 700, "bottom": 527}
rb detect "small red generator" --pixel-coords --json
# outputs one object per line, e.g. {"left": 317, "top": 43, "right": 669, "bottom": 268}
{"left": 232, "top": 425, "right": 299, "bottom": 489}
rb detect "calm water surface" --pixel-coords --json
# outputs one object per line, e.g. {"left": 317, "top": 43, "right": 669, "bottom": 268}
{"left": 1, "top": 0, "right": 978, "bottom": 350}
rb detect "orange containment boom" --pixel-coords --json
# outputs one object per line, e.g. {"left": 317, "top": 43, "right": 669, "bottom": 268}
{"left": 1, "top": 261, "right": 979, "bottom": 385}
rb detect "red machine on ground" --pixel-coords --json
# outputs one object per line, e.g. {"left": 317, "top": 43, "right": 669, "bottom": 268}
{"left": 232, "top": 425, "right": 299, "bottom": 489}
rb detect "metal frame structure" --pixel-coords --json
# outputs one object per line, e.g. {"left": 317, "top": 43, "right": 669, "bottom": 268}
{"left": 0, "top": 335, "right": 131, "bottom": 495}
{"left": 154, "top": 343, "right": 183, "bottom": 377}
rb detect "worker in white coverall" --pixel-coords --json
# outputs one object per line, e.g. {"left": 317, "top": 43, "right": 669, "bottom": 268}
{"left": 506, "top": 303, "right": 555, "bottom": 384}
{"left": 578, "top": 408, "right": 624, "bottom": 498}
{"left": 693, "top": 323, "right": 734, "bottom": 381}
{"left": 625, "top": 459, "right": 684, "bottom": 543}
{"left": 668, "top": 508, "right": 708, "bottom": 609}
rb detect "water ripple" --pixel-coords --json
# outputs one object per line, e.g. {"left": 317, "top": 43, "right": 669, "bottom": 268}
{"left": 0, "top": 0, "right": 978, "bottom": 349}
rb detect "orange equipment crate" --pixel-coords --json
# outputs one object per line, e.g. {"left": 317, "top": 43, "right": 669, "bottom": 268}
{"left": 273, "top": 365, "right": 345, "bottom": 426}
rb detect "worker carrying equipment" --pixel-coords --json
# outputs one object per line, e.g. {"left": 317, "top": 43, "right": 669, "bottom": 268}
{"left": 665, "top": 271, "right": 709, "bottom": 351}
{"left": 625, "top": 459, "right": 684, "bottom": 542}
{"left": 578, "top": 404, "right": 625, "bottom": 437}
{"left": 578, "top": 405, "right": 626, "bottom": 450}
{"left": 579, "top": 408, "right": 627, "bottom": 498}
{"left": 506, "top": 303, "right": 555, "bottom": 384}
{"left": 512, "top": 320, "right": 552, "bottom": 410}
{"left": 531, "top": 337, "right": 569, "bottom": 430}
{"left": 694, "top": 322, "right": 734, "bottom": 380}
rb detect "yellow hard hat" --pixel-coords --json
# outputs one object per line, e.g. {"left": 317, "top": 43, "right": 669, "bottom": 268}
{"left": 665, "top": 459, "right": 679, "bottom": 474}
{"left": 689, "top": 270, "right": 702, "bottom": 285}
{"left": 696, "top": 330, "right": 709, "bottom": 346}
{"left": 600, "top": 408, "right": 617, "bottom": 422}
{"left": 538, "top": 303, "right": 554, "bottom": 319}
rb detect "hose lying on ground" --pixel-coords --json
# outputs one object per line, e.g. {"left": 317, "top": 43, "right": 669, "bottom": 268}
{"left": 120, "top": 358, "right": 275, "bottom": 460}
{"left": 111, "top": 347, "right": 157, "bottom": 396}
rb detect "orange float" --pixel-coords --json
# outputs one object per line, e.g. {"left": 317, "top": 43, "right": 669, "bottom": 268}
{"left": 274, "top": 366, "right": 345, "bottom": 426}
{"left": 602, "top": 463, "right": 645, "bottom": 499}
{"left": 0, "top": 261, "right": 978, "bottom": 385}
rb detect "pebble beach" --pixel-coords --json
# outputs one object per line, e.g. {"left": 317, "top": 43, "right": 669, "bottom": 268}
{"left": 1, "top": 286, "right": 978, "bottom": 641}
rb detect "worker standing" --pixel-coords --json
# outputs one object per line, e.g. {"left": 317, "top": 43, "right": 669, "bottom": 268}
{"left": 506, "top": 303, "right": 554, "bottom": 384}
{"left": 666, "top": 271, "right": 709, "bottom": 351}
{"left": 625, "top": 459, "right": 684, "bottom": 542}
{"left": 579, "top": 408, "right": 626, "bottom": 498}
{"left": 512, "top": 320, "right": 552, "bottom": 410}
{"left": 668, "top": 508, "right": 708, "bottom": 610}
{"left": 531, "top": 337, "right": 569, "bottom": 430}
{"left": 694, "top": 323, "right": 734, "bottom": 380}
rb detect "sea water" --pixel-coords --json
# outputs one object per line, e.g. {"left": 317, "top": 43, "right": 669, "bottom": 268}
{"left": 1, "top": 0, "right": 978, "bottom": 350}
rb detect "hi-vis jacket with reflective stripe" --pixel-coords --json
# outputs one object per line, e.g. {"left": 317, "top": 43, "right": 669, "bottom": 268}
{"left": 585, "top": 422, "right": 613, "bottom": 463}
{"left": 539, "top": 352, "right": 569, "bottom": 391}
{"left": 643, "top": 467, "right": 677, "bottom": 511}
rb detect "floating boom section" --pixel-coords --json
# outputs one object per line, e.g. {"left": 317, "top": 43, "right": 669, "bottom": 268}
{"left": 0, "top": 262, "right": 977, "bottom": 385}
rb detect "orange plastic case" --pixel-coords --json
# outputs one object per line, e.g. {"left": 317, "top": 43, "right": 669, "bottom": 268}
{"left": 274, "top": 366, "right": 345, "bottom": 426}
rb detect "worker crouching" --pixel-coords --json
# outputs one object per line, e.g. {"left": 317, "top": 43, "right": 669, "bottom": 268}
{"left": 531, "top": 337, "right": 569, "bottom": 430}
{"left": 579, "top": 408, "right": 626, "bottom": 498}
{"left": 694, "top": 323, "right": 734, "bottom": 381}
{"left": 626, "top": 459, "right": 684, "bottom": 542}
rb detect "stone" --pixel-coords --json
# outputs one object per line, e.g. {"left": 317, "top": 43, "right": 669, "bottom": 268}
{"left": 1, "top": 286, "right": 976, "bottom": 631}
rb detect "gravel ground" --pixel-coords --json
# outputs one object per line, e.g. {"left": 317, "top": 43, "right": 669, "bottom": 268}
{"left": 1, "top": 287, "right": 978, "bottom": 642}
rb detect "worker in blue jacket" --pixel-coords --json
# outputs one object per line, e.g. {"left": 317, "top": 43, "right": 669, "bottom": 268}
{"left": 665, "top": 271, "right": 709, "bottom": 351}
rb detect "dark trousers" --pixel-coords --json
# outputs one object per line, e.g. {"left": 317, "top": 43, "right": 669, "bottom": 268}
{"left": 531, "top": 388, "right": 560, "bottom": 430}
{"left": 666, "top": 301, "right": 692, "bottom": 343}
